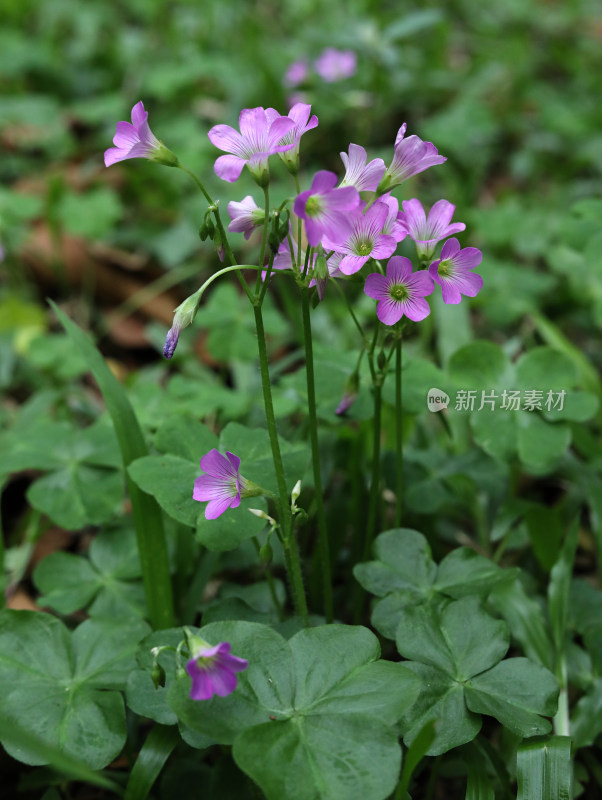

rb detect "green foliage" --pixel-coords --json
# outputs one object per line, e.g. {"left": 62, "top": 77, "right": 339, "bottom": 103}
{"left": 0, "top": 610, "right": 149, "bottom": 768}
{"left": 167, "top": 621, "right": 420, "bottom": 800}
{"left": 354, "top": 528, "right": 517, "bottom": 639}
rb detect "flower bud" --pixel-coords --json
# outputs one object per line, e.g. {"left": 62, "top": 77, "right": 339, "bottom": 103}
{"left": 259, "top": 543, "right": 273, "bottom": 565}
{"left": 336, "top": 370, "right": 360, "bottom": 415}
{"left": 377, "top": 351, "right": 387, "bottom": 371}
{"left": 151, "top": 662, "right": 166, "bottom": 689}
{"left": 163, "top": 289, "right": 201, "bottom": 359}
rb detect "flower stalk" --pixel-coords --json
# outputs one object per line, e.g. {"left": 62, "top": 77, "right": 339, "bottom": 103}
{"left": 301, "top": 286, "right": 334, "bottom": 622}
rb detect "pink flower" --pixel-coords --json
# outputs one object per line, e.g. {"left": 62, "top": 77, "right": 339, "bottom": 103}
{"left": 429, "top": 238, "right": 483, "bottom": 304}
{"left": 315, "top": 48, "right": 357, "bottom": 82}
{"left": 364, "top": 256, "right": 434, "bottom": 325}
{"left": 227, "top": 195, "right": 265, "bottom": 239}
{"left": 208, "top": 107, "right": 295, "bottom": 185}
{"left": 265, "top": 102, "right": 318, "bottom": 173}
{"left": 339, "top": 144, "right": 386, "bottom": 192}
{"left": 397, "top": 198, "right": 466, "bottom": 259}
{"left": 193, "top": 450, "right": 246, "bottom": 519}
{"left": 284, "top": 60, "right": 309, "bottom": 87}
{"left": 186, "top": 639, "right": 248, "bottom": 701}
{"left": 104, "top": 101, "right": 164, "bottom": 167}
{"left": 323, "top": 201, "right": 398, "bottom": 275}
{"left": 378, "top": 123, "right": 446, "bottom": 192}
{"left": 294, "top": 170, "right": 359, "bottom": 247}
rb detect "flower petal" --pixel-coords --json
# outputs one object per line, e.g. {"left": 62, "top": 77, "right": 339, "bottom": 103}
{"left": 363, "top": 272, "right": 389, "bottom": 300}
{"left": 214, "top": 154, "right": 246, "bottom": 182}
{"left": 208, "top": 124, "right": 246, "bottom": 157}
{"left": 386, "top": 256, "right": 413, "bottom": 283}
{"left": 377, "top": 297, "right": 403, "bottom": 326}
{"left": 403, "top": 296, "right": 432, "bottom": 321}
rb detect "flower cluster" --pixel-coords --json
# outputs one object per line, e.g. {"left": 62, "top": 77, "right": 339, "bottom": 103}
{"left": 105, "top": 102, "right": 482, "bottom": 383}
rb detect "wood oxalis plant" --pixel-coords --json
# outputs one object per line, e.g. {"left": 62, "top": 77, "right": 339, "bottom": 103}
{"left": 2, "top": 97, "right": 584, "bottom": 800}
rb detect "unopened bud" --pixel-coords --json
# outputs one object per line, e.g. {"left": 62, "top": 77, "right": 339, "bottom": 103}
{"left": 336, "top": 370, "right": 360, "bottom": 415}
{"left": 163, "top": 289, "right": 201, "bottom": 359}
{"left": 258, "top": 543, "right": 273, "bottom": 565}
{"left": 377, "top": 351, "right": 387, "bottom": 371}
{"left": 151, "top": 662, "right": 166, "bottom": 689}
{"left": 291, "top": 480, "right": 302, "bottom": 504}
{"left": 294, "top": 508, "right": 309, "bottom": 526}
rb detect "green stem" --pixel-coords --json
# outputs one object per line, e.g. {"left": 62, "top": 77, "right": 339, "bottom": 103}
{"left": 178, "top": 164, "right": 254, "bottom": 303}
{"left": 255, "top": 186, "right": 270, "bottom": 295}
{"left": 364, "top": 379, "right": 383, "bottom": 561}
{"left": 294, "top": 175, "right": 303, "bottom": 270}
{"left": 394, "top": 335, "right": 403, "bottom": 528}
{"left": 253, "top": 304, "right": 309, "bottom": 624}
{"left": 252, "top": 537, "right": 284, "bottom": 622}
{"left": 553, "top": 655, "right": 570, "bottom": 736}
{"left": 301, "top": 287, "right": 334, "bottom": 623}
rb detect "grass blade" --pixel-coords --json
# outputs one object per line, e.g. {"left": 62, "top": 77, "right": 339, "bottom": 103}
{"left": 51, "top": 302, "right": 174, "bottom": 629}
{"left": 124, "top": 725, "right": 179, "bottom": 800}
{"left": 517, "top": 736, "right": 572, "bottom": 800}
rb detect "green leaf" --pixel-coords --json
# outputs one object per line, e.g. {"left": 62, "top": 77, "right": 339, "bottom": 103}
{"left": 234, "top": 715, "right": 400, "bottom": 800}
{"left": 168, "top": 622, "right": 420, "bottom": 800}
{"left": 449, "top": 342, "right": 509, "bottom": 390}
{"left": 516, "top": 736, "right": 572, "bottom": 800}
{"left": 571, "top": 678, "right": 602, "bottom": 749}
{"left": 515, "top": 348, "right": 578, "bottom": 392}
{"left": 353, "top": 529, "right": 436, "bottom": 639}
{"left": 33, "top": 525, "right": 145, "bottom": 618}
{"left": 0, "top": 610, "right": 149, "bottom": 768}
{"left": 548, "top": 519, "right": 579, "bottom": 653}
{"left": 517, "top": 412, "right": 571, "bottom": 473}
{"left": 434, "top": 548, "right": 518, "bottom": 598}
{"left": 399, "top": 663, "right": 481, "bottom": 756}
{"left": 51, "top": 302, "right": 173, "bottom": 630}
{"left": 465, "top": 658, "right": 558, "bottom": 737}
{"left": 525, "top": 505, "right": 565, "bottom": 571}
{"left": 27, "top": 464, "right": 123, "bottom": 530}
{"left": 490, "top": 579, "right": 554, "bottom": 670}
{"left": 396, "top": 598, "right": 509, "bottom": 681}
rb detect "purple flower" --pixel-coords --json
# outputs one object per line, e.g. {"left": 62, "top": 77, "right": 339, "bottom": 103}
{"left": 193, "top": 450, "right": 246, "bottom": 519}
{"left": 104, "top": 101, "right": 166, "bottom": 167}
{"left": 315, "top": 48, "right": 357, "bottom": 82}
{"left": 265, "top": 103, "right": 318, "bottom": 173}
{"left": 339, "top": 144, "right": 386, "bottom": 192}
{"left": 397, "top": 198, "right": 466, "bottom": 259}
{"left": 429, "top": 238, "right": 483, "bottom": 304}
{"left": 378, "top": 123, "right": 446, "bottom": 192}
{"left": 284, "top": 60, "right": 309, "bottom": 87}
{"left": 227, "top": 195, "right": 265, "bottom": 239}
{"left": 186, "top": 639, "right": 248, "bottom": 701}
{"left": 294, "top": 170, "right": 359, "bottom": 247}
{"left": 208, "top": 107, "right": 295, "bottom": 185}
{"left": 378, "top": 194, "right": 407, "bottom": 242}
{"left": 323, "top": 201, "right": 397, "bottom": 275}
{"left": 364, "top": 256, "right": 434, "bottom": 325}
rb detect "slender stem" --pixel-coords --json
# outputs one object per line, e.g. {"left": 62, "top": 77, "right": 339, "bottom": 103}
{"left": 294, "top": 175, "right": 303, "bottom": 270}
{"left": 394, "top": 335, "right": 403, "bottom": 528}
{"left": 258, "top": 250, "right": 275, "bottom": 304}
{"left": 253, "top": 304, "right": 309, "bottom": 623}
{"left": 178, "top": 164, "right": 254, "bottom": 303}
{"left": 364, "top": 379, "right": 383, "bottom": 561}
{"left": 553, "top": 655, "right": 570, "bottom": 736}
{"left": 252, "top": 537, "right": 284, "bottom": 621}
{"left": 301, "top": 287, "right": 334, "bottom": 623}
{"left": 331, "top": 280, "right": 367, "bottom": 344}
{"left": 255, "top": 186, "right": 270, "bottom": 295}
